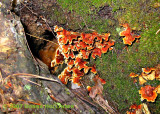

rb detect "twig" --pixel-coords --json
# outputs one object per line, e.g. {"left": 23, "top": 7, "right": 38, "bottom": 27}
{"left": 81, "top": 17, "right": 89, "bottom": 30}
{"left": 26, "top": 33, "right": 59, "bottom": 46}
{"left": 156, "top": 29, "right": 160, "bottom": 34}
{"left": 0, "top": 69, "right": 3, "bottom": 84}
{"left": 3, "top": 73, "right": 60, "bottom": 84}
{"left": 23, "top": 78, "right": 41, "bottom": 86}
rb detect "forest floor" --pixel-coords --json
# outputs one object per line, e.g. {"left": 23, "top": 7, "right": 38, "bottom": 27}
{"left": 15, "top": 0, "right": 160, "bottom": 113}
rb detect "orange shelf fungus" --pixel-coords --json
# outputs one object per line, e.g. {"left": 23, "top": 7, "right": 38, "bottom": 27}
{"left": 51, "top": 49, "right": 64, "bottom": 67}
{"left": 139, "top": 75, "right": 147, "bottom": 85}
{"left": 142, "top": 67, "right": 155, "bottom": 74}
{"left": 74, "top": 56, "right": 88, "bottom": 70}
{"left": 58, "top": 68, "right": 72, "bottom": 84}
{"left": 129, "top": 72, "right": 139, "bottom": 78}
{"left": 72, "top": 67, "right": 84, "bottom": 77}
{"left": 155, "top": 64, "right": 160, "bottom": 80}
{"left": 127, "top": 104, "right": 142, "bottom": 114}
{"left": 80, "top": 49, "right": 90, "bottom": 59}
{"left": 91, "top": 65, "right": 97, "bottom": 74}
{"left": 51, "top": 25, "right": 114, "bottom": 85}
{"left": 91, "top": 48, "right": 102, "bottom": 59}
{"left": 119, "top": 23, "right": 141, "bottom": 45}
{"left": 139, "top": 85, "right": 157, "bottom": 102}
{"left": 102, "top": 33, "right": 110, "bottom": 41}
{"left": 142, "top": 70, "right": 156, "bottom": 81}
{"left": 155, "top": 85, "right": 160, "bottom": 94}
{"left": 71, "top": 76, "right": 82, "bottom": 86}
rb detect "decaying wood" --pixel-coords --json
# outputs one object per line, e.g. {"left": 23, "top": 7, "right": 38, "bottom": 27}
{"left": 0, "top": 2, "right": 103, "bottom": 114}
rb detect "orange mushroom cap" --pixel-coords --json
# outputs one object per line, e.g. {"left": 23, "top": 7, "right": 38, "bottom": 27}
{"left": 139, "top": 75, "right": 147, "bottom": 85}
{"left": 107, "top": 40, "right": 115, "bottom": 47}
{"left": 71, "top": 76, "right": 81, "bottom": 85}
{"left": 91, "top": 48, "right": 102, "bottom": 59}
{"left": 130, "top": 104, "right": 142, "bottom": 110}
{"left": 96, "top": 36, "right": 103, "bottom": 43}
{"left": 58, "top": 68, "right": 72, "bottom": 84}
{"left": 68, "top": 50, "right": 75, "bottom": 59}
{"left": 83, "top": 65, "right": 90, "bottom": 74}
{"left": 66, "top": 59, "right": 74, "bottom": 66}
{"left": 72, "top": 67, "right": 84, "bottom": 77}
{"left": 155, "top": 85, "right": 160, "bottom": 94}
{"left": 142, "top": 67, "right": 155, "bottom": 74}
{"left": 129, "top": 72, "right": 139, "bottom": 78}
{"left": 74, "top": 56, "right": 88, "bottom": 70}
{"left": 53, "top": 49, "right": 64, "bottom": 65}
{"left": 139, "top": 85, "right": 157, "bottom": 102}
{"left": 62, "top": 45, "right": 70, "bottom": 53}
{"left": 119, "top": 23, "right": 141, "bottom": 45}
{"left": 119, "top": 23, "right": 131, "bottom": 36}
{"left": 127, "top": 104, "right": 142, "bottom": 114}
{"left": 58, "top": 35, "right": 68, "bottom": 44}
{"left": 58, "top": 74, "right": 69, "bottom": 85}
{"left": 81, "top": 33, "right": 95, "bottom": 45}
{"left": 80, "top": 49, "right": 90, "bottom": 59}
{"left": 91, "top": 65, "right": 97, "bottom": 74}
{"left": 54, "top": 25, "right": 63, "bottom": 32}
{"left": 123, "top": 37, "right": 133, "bottom": 45}
{"left": 87, "top": 86, "right": 92, "bottom": 92}
{"left": 68, "top": 34, "right": 78, "bottom": 44}
{"left": 101, "top": 44, "right": 109, "bottom": 53}
{"left": 99, "top": 77, "right": 106, "bottom": 84}
{"left": 102, "top": 33, "right": 110, "bottom": 41}
{"left": 78, "top": 41, "right": 89, "bottom": 49}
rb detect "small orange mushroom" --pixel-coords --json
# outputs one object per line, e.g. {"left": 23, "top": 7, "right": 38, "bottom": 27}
{"left": 129, "top": 72, "right": 139, "bottom": 78}
{"left": 139, "top": 85, "right": 157, "bottom": 102}
{"left": 87, "top": 86, "right": 92, "bottom": 92}
{"left": 119, "top": 23, "right": 141, "bottom": 45}
{"left": 54, "top": 25, "right": 63, "bottom": 32}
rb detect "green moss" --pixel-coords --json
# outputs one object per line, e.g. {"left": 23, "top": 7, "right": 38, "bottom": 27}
{"left": 65, "top": 88, "right": 71, "bottom": 95}
{"left": 55, "top": 0, "right": 159, "bottom": 113}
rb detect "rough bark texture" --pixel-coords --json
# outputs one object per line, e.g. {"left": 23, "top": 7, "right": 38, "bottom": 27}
{"left": 0, "top": 2, "right": 103, "bottom": 114}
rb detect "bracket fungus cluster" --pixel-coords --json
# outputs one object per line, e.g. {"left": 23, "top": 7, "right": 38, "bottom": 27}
{"left": 119, "top": 23, "right": 141, "bottom": 45}
{"left": 51, "top": 25, "right": 114, "bottom": 85}
{"left": 129, "top": 64, "right": 160, "bottom": 102}
{"left": 127, "top": 103, "right": 151, "bottom": 114}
